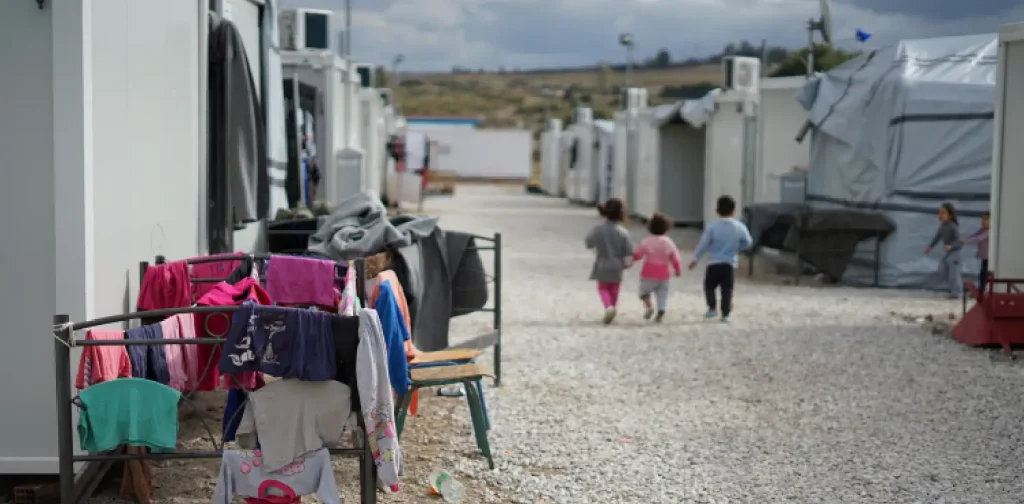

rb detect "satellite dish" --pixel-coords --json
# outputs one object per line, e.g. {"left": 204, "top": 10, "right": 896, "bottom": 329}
{"left": 818, "top": 0, "right": 833, "bottom": 44}
{"left": 805, "top": 0, "right": 835, "bottom": 77}
{"left": 619, "top": 33, "right": 634, "bottom": 47}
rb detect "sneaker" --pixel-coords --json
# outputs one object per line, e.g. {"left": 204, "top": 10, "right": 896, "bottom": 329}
{"left": 721, "top": 316, "right": 730, "bottom": 323}
{"left": 655, "top": 311, "right": 665, "bottom": 323}
{"left": 603, "top": 308, "right": 617, "bottom": 324}
{"left": 644, "top": 306, "right": 654, "bottom": 320}
{"left": 704, "top": 309, "right": 717, "bottom": 319}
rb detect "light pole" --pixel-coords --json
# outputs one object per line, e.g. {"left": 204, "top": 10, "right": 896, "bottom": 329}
{"left": 392, "top": 54, "right": 404, "bottom": 90}
{"left": 619, "top": 33, "right": 635, "bottom": 88}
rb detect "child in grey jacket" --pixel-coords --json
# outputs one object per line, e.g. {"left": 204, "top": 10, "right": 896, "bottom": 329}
{"left": 924, "top": 202, "right": 963, "bottom": 299}
{"left": 585, "top": 198, "right": 634, "bottom": 324}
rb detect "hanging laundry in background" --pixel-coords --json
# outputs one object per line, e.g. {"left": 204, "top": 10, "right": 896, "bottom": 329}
{"left": 220, "top": 302, "right": 337, "bottom": 381}
{"left": 159, "top": 313, "right": 200, "bottom": 391}
{"left": 76, "top": 378, "right": 181, "bottom": 454}
{"left": 75, "top": 330, "right": 132, "bottom": 389}
{"left": 265, "top": 255, "right": 340, "bottom": 308}
{"left": 373, "top": 281, "right": 410, "bottom": 397}
{"left": 137, "top": 260, "right": 192, "bottom": 310}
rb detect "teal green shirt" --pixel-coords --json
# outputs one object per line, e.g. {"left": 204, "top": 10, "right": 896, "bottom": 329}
{"left": 77, "top": 378, "right": 181, "bottom": 453}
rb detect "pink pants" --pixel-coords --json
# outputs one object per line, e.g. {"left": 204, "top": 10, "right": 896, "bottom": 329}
{"left": 597, "top": 282, "right": 621, "bottom": 309}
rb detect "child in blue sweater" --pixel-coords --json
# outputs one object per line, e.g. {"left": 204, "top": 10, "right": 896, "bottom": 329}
{"left": 688, "top": 195, "right": 753, "bottom": 322}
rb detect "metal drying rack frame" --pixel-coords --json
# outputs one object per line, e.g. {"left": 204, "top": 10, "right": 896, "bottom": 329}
{"left": 52, "top": 259, "right": 378, "bottom": 504}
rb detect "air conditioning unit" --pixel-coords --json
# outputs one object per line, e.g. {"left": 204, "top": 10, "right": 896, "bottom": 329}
{"left": 574, "top": 107, "right": 593, "bottom": 124}
{"left": 618, "top": 87, "right": 648, "bottom": 110}
{"left": 355, "top": 63, "right": 375, "bottom": 88}
{"left": 722, "top": 56, "right": 761, "bottom": 94}
{"left": 279, "top": 8, "right": 333, "bottom": 51}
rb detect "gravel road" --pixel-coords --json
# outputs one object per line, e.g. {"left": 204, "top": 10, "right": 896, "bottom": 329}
{"left": 91, "top": 184, "right": 1024, "bottom": 503}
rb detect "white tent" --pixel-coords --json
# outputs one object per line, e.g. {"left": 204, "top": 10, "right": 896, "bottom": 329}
{"left": 798, "top": 33, "right": 997, "bottom": 288}
{"left": 756, "top": 76, "right": 811, "bottom": 204}
{"left": 632, "top": 89, "right": 756, "bottom": 224}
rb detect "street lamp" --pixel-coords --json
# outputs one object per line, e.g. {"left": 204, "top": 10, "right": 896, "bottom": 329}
{"left": 392, "top": 54, "right": 404, "bottom": 88}
{"left": 619, "top": 33, "right": 635, "bottom": 88}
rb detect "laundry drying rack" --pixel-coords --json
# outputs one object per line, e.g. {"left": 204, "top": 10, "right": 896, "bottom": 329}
{"left": 51, "top": 257, "right": 379, "bottom": 504}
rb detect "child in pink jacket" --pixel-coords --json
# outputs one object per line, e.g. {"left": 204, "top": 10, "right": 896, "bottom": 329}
{"left": 632, "top": 213, "right": 682, "bottom": 322}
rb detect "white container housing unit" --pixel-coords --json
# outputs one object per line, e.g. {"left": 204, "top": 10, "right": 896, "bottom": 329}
{"left": 281, "top": 50, "right": 365, "bottom": 204}
{"left": 540, "top": 119, "right": 564, "bottom": 195}
{"left": 566, "top": 107, "right": 597, "bottom": 204}
{"left": 991, "top": 23, "right": 1024, "bottom": 279}
{"left": 593, "top": 120, "right": 616, "bottom": 203}
{"left": 632, "top": 88, "right": 758, "bottom": 225}
{"left": 756, "top": 76, "right": 811, "bottom": 204}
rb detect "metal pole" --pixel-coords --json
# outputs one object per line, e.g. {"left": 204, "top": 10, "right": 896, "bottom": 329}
{"left": 806, "top": 23, "right": 815, "bottom": 78}
{"left": 493, "top": 232, "right": 502, "bottom": 387}
{"left": 54, "top": 314, "right": 74, "bottom": 504}
{"left": 626, "top": 45, "right": 634, "bottom": 88}
{"left": 342, "top": 0, "right": 352, "bottom": 149}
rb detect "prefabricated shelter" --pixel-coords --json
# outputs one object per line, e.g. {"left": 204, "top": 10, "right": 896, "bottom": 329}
{"left": 593, "top": 120, "right": 616, "bottom": 203}
{"left": 991, "top": 23, "right": 1024, "bottom": 279}
{"left": 798, "top": 33, "right": 997, "bottom": 288}
{"left": 632, "top": 88, "right": 757, "bottom": 225}
{"left": 357, "top": 87, "right": 388, "bottom": 200}
{"left": 0, "top": 0, "right": 208, "bottom": 474}
{"left": 566, "top": 108, "right": 598, "bottom": 204}
{"left": 281, "top": 50, "right": 366, "bottom": 204}
{"left": 413, "top": 128, "right": 532, "bottom": 179}
{"left": 756, "top": 76, "right": 811, "bottom": 204}
{"left": 540, "top": 119, "right": 564, "bottom": 195}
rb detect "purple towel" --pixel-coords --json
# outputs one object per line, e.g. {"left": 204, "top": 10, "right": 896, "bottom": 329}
{"left": 264, "top": 255, "right": 339, "bottom": 307}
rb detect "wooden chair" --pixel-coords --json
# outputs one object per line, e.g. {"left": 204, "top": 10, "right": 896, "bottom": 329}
{"left": 395, "top": 363, "right": 495, "bottom": 469}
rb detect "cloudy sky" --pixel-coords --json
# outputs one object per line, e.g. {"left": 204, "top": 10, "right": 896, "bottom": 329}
{"left": 279, "top": 0, "right": 1022, "bottom": 71}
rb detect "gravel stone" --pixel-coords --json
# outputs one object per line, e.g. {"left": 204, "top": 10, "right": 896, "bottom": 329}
{"left": 90, "top": 185, "right": 1024, "bottom": 503}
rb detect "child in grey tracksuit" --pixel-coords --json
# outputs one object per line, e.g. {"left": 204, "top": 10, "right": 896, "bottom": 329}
{"left": 924, "top": 202, "right": 963, "bottom": 299}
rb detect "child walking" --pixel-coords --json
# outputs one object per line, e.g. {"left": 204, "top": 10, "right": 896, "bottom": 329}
{"left": 959, "top": 211, "right": 990, "bottom": 293}
{"left": 688, "top": 196, "right": 752, "bottom": 322}
{"left": 632, "top": 213, "right": 682, "bottom": 322}
{"left": 585, "top": 198, "right": 634, "bottom": 324}
{"left": 924, "top": 202, "right": 963, "bottom": 299}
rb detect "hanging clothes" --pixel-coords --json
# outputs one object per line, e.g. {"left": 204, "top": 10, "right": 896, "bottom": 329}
{"left": 76, "top": 378, "right": 181, "bottom": 453}
{"left": 137, "top": 261, "right": 192, "bottom": 311}
{"left": 356, "top": 309, "right": 401, "bottom": 492}
{"left": 194, "top": 277, "right": 271, "bottom": 391}
{"left": 369, "top": 269, "right": 419, "bottom": 360}
{"left": 192, "top": 253, "right": 246, "bottom": 300}
{"left": 213, "top": 448, "right": 341, "bottom": 504}
{"left": 156, "top": 317, "right": 187, "bottom": 391}
{"left": 447, "top": 231, "right": 489, "bottom": 317}
{"left": 264, "top": 255, "right": 339, "bottom": 308}
{"left": 372, "top": 281, "right": 410, "bottom": 397}
{"left": 75, "top": 330, "right": 132, "bottom": 389}
{"left": 208, "top": 13, "right": 268, "bottom": 253}
{"left": 125, "top": 324, "right": 171, "bottom": 386}
{"left": 222, "top": 388, "right": 250, "bottom": 444}
{"left": 220, "top": 303, "right": 337, "bottom": 381}
{"left": 159, "top": 314, "right": 200, "bottom": 390}
{"left": 235, "top": 379, "right": 352, "bottom": 473}
{"left": 330, "top": 315, "right": 362, "bottom": 411}
{"left": 338, "top": 264, "right": 357, "bottom": 316}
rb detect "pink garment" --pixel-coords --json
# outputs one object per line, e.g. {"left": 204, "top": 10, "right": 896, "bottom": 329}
{"left": 159, "top": 314, "right": 199, "bottom": 391}
{"left": 138, "top": 260, "right": 192, "bottom": 310}
{"left": 75, "top": 330, "right": 132, "bottom": 389}
{"left": 963, "top": 228, "right": 989, "bottom": 259}
{"left": 191, "top": 253, "right": 246, "bottom": 300}
{"left": 597, "top": 281, "right": 621, "bottom": 309}
{"left": 193, "top": 277, "right": 272, "bottom": 391}
{"left": 264, "top": 255, "right": 340, "bottom": 308}
{"left": 632, "top": 235, "right": 682, "bottom": 281}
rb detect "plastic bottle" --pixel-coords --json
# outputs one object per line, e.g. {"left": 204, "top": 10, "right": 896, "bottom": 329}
{"left": 427, "top": 470, "right": 465, "bottom": 502}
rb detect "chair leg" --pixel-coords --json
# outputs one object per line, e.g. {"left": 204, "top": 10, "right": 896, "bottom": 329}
{"left": 475, "top": 381, "right": 491, "bottom": 431}
{"left": 395, "top": 387, "right": 417, "bottom": 439}
{"left": 464, "top": 380, "right": 494, "bottom": 470}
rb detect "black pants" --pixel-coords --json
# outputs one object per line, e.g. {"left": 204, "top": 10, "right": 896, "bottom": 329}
{"left": 979, "top": 259, "right": 989, "bottom": 294}
{"left": 704, "top": 263, "right": 735, "bottom": 316}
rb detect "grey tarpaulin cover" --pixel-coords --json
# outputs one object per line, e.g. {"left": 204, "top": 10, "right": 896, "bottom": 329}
{"left": 743, "top": 204, "right": 895, "bottom": 281}
{"left": 797, "top": 33, "right": 996, "bottom": 287}
{"left": 447, "top": 232, "right": 489, "bottom": 317}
